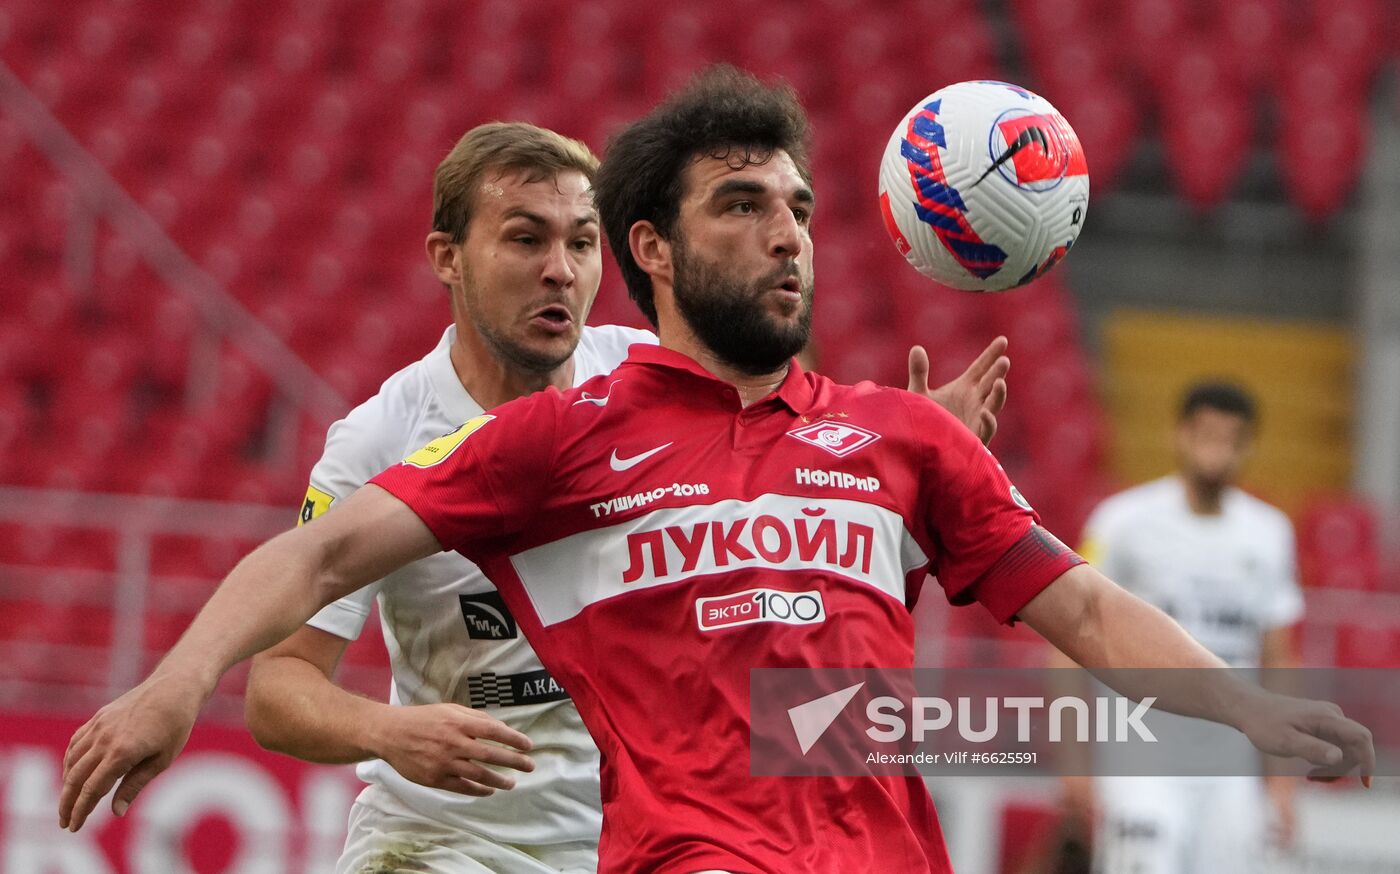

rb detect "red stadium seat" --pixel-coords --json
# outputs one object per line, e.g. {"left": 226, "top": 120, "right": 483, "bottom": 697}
{"left": 1302, "top": 497, "right": 1378, "bottom": 555}
{"left": 906, "top": 7, "right": 1002, "bottom": 84}
{"left": 1160, "top": 83, "right": 1252, "bottom": 209}
{"left": 0, "top": 523, "right": 117, "bottom": 571}
{"left": 260, "top": 23, "right": 334, "bottom": 77}
{"left": 1027, "top": 404, "right": 1107, "bottom": 473}
{"left": 1307, "top": 557, "right": 1381, "bottom": 592}
{"left": 141, "top": 295, "right": 203, "bottom": 391}
{"left": 1278, "top": 101, "right": 1367, "bottom": 221}
{"left": 1336, "top": 624, "right": 1400, "bottom": 669}
{"left": 1212, "top": 0, "right": 1285, "bottom": 92}
{"left": 891, "top": 288, "right": 985, "bottom": 366}
{"left": 1117, "top": 0, "right": 1190, "bottom": 78}
{"left": 1309, "top": 0, "right": 1387, "bottom": 86}
{"left": 143, "top": 609, "right": 197, "bottom": 653}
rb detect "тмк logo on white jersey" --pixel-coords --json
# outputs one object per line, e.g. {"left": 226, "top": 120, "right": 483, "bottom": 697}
{"left": 786, "top": 422, "right": 881, "bottom": 458}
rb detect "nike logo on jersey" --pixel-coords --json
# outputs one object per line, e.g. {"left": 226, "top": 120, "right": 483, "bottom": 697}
{"left": 574, "top": 381, "right": 620, "bottom": 406}
{"left": 610, "top": 442, "right": 673, "bottom": 472}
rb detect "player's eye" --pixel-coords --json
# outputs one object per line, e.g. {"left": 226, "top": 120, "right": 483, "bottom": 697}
{"left": 513, "top": 235, "right": 538, "bottom": 246}
{"left": 572, "top": 237, "right": 596, "bottom": 251}
{"left": 792, "top": 207, "right": 811, "bottom": 225}
{"left": 728, "top": 200, "right": 755, "bottom": 215}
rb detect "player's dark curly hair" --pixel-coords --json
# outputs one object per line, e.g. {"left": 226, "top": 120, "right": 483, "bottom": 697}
{"left": 594, "top": 65, "right": 812, "bottom": 327}
{"left": 1180, "top": 381, "right": 1258, "bottom": 426}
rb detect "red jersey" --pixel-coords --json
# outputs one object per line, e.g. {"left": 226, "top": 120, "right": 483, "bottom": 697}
{"left": 371, "top": 345, "right": 1081, "bottom": 873}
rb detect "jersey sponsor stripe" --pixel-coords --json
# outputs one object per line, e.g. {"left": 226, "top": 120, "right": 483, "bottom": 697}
{"left": 508, "top": 494, "right": 929, "bottom": 627}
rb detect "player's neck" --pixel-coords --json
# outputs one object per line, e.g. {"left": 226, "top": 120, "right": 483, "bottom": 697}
{"left": 1182, "top": 476, "right": 1226, "bottom": 515}
{"left": 656, "top": 321, "right": 786, "bottom": 408}
{"left": 449, "top": 320, "right": 574, "bottom": 412}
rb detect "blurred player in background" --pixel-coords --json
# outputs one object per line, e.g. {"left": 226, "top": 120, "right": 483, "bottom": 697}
{"left": 1060, "top": 382, "right": 1304, "bottom": 874}
{"left": 240, "top": 119, "right": 1011, "bottom": 873}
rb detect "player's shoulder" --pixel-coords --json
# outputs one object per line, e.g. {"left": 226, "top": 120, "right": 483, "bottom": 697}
{"left": 317, "top": 349, "right": 440, "bottom": 477}
{"left": 1227, "top": 488, "right": 1294, "bottom": 534}
{"left": 573, "top": 324, "right": 658, "bottom": 379}
{"left": 1089, "top": 477, "right": 1179, "bottom": 526}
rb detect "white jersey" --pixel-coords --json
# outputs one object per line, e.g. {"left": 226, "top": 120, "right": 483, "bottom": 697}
{"left": 300, "top": 323, "right": 656, "bottom": 848}
{"left": 1082, "top": 477, "right": 1303, "bottom": 874}
{"left": 1079, "top": 476, "right": 1303, "bottom": 668}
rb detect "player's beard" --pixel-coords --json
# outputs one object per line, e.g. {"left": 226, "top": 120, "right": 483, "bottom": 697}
{"left": 460, "top": 265, "right": 575, "bottom": 375}
{"left": 671, "top": 235, "right": 813, "bottom": 376}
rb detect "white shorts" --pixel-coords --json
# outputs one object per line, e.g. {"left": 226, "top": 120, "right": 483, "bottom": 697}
{"left": 1094, "top": 776, "right": 1267, "bottom": 874}
{"left": 336, "top": 785, "right": 596, "bottom": 874}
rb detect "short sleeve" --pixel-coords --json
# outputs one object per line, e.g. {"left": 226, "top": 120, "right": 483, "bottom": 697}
{"left": 306, "top": 579, "right": 382, "bottom": 640}
{"left": 368, "top": 390, "right": 560, "bottom": 555}
{"left": 298, "top": 404, "right": 401, "bottom": 638}
{"left": 1263, "top": 515, "right": 1305, "bottom": 629}
{"left": 904, "top": 393, "right": 1082, "bottom": 622}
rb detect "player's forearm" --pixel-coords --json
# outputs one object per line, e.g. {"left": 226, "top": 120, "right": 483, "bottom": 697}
{"left": 245, "top": 654, "right": 385, "bottom": 764}
{"left": 151, "top": 532, "right": 344, "bottom": 697}
{"left": 1023, "top": 564, "right": 1257, "bottom": 729}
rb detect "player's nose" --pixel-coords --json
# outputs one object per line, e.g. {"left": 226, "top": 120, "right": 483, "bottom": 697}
{"left": 541, "top": 241, "right": 576, "bottom": 288}
{"left": 769, "top": 208, "right": 803, "bottom": 260}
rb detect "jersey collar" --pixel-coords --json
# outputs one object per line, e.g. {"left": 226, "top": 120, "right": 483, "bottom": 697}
{"left": 425, "top": 324, "right": 487, "bottom": 423}
{"left": 623, "top": 343, "right": 814, "bottom": 413}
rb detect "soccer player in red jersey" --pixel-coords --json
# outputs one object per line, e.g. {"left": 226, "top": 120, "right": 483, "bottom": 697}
{"left": 61, "top": 68, "right": 1373, "bottom": 872}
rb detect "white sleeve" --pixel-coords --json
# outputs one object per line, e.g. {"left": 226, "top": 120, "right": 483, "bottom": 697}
{"left": 1077, "top": 501, "right": 1127, "bottom": 583}
{"left": 297, "top": 401, "right": 400, "bottom": 641}
{"left": 306, "top": 579, "right": 381, "bottom": 640}
{"left": 1263, "top": 515, "right": 1305, "bottom": 629}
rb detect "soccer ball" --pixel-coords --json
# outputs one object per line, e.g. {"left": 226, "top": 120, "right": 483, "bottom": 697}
{"left": 878, "top": 80, "right": 1089, "bottom": 292}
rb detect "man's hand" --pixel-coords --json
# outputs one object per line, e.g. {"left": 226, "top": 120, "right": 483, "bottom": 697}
{"left": 911, "top": 336, "right": 1010, "bottom": 445}
{"left": 60, "top": 670, "right": 208, "bottom": 831}
{"left": 368, "top": 703, "right": 535, "bottom": 796}
{"left": 1232, "top": 691, "right": 1374, "bottom": 786}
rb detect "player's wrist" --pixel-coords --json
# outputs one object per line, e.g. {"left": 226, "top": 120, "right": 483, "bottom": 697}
{"left": 1218, "top": 682, "right": 1278, "bottom": 735}
{"left": 356, "top": 700, "right": 403, "bottom": 761}
{"left": 146, "top": 654, "right": 223, "bottom": 705}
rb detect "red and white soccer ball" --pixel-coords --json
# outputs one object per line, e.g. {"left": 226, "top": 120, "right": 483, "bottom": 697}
{"left": 878, "top": 80, "right": 1090, "bottom": 292}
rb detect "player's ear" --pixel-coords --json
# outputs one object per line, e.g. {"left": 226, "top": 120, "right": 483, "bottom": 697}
{"left": 629, "top": 220, "right": 673, "bottom": 289}
{"left": 426, "top": 232, "right": 460, "bottom": 286}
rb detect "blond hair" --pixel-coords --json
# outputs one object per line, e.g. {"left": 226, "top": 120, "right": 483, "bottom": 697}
{"left": 432, "top": 122, "right": 599, "bottom": 243}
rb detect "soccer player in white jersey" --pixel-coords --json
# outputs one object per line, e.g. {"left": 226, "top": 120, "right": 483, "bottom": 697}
{"left": 238, "top": 121, "right": 1012, "bottom": 873}
{"left": 1062, "top": 382, "right": 1304, "bottom": 874}
{"left": 241, "top": 123, "right": 644, "bottom": 874}
{"left": 60, "top": 70, "right": 1372, "bottom": 872}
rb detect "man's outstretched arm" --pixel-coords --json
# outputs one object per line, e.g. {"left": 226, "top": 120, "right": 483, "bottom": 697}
{"left": 1019, "top": 563, "right": 1375, "bottom": 783}
{"left": 59, "top": 484, "right": 532, "bottom": 831}
{"left": 245, "top": 625, "right": 529, "bottom": 798}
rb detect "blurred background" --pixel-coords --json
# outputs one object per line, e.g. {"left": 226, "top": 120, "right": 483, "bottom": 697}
{"left": 1, "top": 0, "right": 1398, "bottom": 870}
